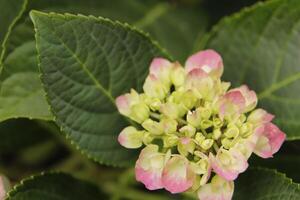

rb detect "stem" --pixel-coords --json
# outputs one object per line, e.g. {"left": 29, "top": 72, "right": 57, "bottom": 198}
{"left": 213, "top": 143, "right": 220, "bottom": 153}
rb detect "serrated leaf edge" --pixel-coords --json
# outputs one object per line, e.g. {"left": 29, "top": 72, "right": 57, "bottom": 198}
{"left": 30, "top": 10, "right": 172, "bottom": 167}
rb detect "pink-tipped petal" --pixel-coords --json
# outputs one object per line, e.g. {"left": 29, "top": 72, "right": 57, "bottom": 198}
{"left": 135, "top": 145, "right": 166, "bottom": 190}
{"left": 116, "top": 95, "right": 130, "bottom": 116}
{"left": 230, "top": 85, "right": 257, "bottom": 112}
{"left": 254, "top": 123, "right": 286, "bottom": 158}
{"left": 136, "top": 166, "right": 164, "bottom": 190}
{"left": 210, "top": 148, "right": 248, "bottom": 181}
{"left": 118, "top": 126, "right": 143, "bottom": 149}
{"left": 198, "top": 175, "right": 234, "bottom": 200}
{"left": 218, "top": 90, "right": 246, "bottom": 120}
{"left": 162, "top": 156, "right": 195, "bottom": 193}
{"left": 248, "top": 109, "right": 274, "bottom": 126}
{"left": 150, "top": 58, "right": 172, "bottom": 76}
{"left": 185, "top": 50, "right": 223, "bottom": 78}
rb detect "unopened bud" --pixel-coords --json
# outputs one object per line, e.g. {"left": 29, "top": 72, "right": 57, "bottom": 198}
{"left": 163, "top": 134, "right": 179, "bottom": 148}
{"left": 224, "top": 125, "right": 239, "bottom": 138}
{"left": 142, "top": 119, "right": 164, "bottom": 135}
{"left": 200, "top": 139, "right": 214, "bottom": 150}
{"left": 200, "top": 119, "right": 213, "bottom": 129}
{"left": 130, "top": 102, "right": 149, "bottom": 123}
{"left": 213, "top": 129, "right": 222, "bottom": 140}
{"left": 187, "top": 110, "right": 201, "bottom": 128}
{"left": 179, "top": 125, "right": 196, "bottom": 137}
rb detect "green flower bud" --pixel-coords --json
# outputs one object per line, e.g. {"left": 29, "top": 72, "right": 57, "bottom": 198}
{"left": 200, "top": 139, "right": 214, "bottom": 150}
{"left": 181, "top": 90, "right": 198, "bottom": 110}
{"left": 240, "top": 122, "right": 253, "bottom": 138}
{"left": 163, "top": 134, "right": 179, "bottom": 148}
{"left": 142, "top": 119, "right": 164, "bottom": 135}
{"left": 221, "top": 138, "right": 233, "bottom": 149}
{"left": 142, "top": 132, "right": 154, "bottom": 145}
{"left": 200, "top": 119, "right": 213, "bottom": 129}
{"left": 144, "top": 96, "right": 162, "bottom": 111}
{"left": 187, "top": 110, "right": 201, "bottom": 128}
{"left": 160, "top": 102, "right": 179, "bottom": 119}
{"left": 212, "top": 128, "right": 222, "bottom": 140}
{"left": 161, "top": 118, "right": 178, "bottom": 134}
{"left": 178, "top": 137, "right": 195, "bottom": 156}
{"left": 130, "top": 102, "right": 150, "bottom": 123}
{"left": 213, "top": 117, "right": 223, "bottom": 128}
{"left": 171, "top": 63, "right": 185, "bottom": 87}
{"left": 224, "top": 125, "right": 239, "bottom": 138}
{"left": 195, "top": 132, "right": 205, "bottom": 145}
{"left": 199, "top": 107, "right": 212, "bottom": 119}
{"left": 179, "top": 125, "right": 196, "bottom": 137}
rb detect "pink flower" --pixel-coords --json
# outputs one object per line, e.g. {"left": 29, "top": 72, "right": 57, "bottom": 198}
{"left": 162, "top": 155, "right": 196, "bottom": 193}
{"left": 254, "top": 123, "right": 286, "bottom": 158}
{"left": 210, "top": 148, "right": 248, "bottom": 181}
{"left": 198, "top": 175, "right": 234, "bottom": 200}
{"left": 135, "top": 145, "right": 170, "bottom": 190}
{"left": 230, "top": 85, "right": 257, "bottom": 112}
{"left": 218, "top": 90, "right": 246, "bottom": 120}
{"left": 185, "top": 49, "right": 224, "bottom": 78}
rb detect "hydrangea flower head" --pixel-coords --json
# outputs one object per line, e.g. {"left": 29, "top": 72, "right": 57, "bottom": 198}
{"left": 116, "top": 50, "right": 286, "bottom": 200}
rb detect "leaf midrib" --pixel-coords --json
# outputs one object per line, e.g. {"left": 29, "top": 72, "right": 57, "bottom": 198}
{"left": 45, "top": 15, "right": 116, "bottom": 106}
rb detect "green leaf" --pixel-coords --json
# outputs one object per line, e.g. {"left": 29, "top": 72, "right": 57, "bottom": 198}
{"left": 7, "top": 172, "right": 107, "bottom": 200}
{"left": 201, "top": 0, "right": 300, "bottom": 140}
{"left": 0, "top": 41, "right": 52, "bottom": 122}
{"left": 250, "top": 140, "right": 300, "bottom": 183}
{"left": 234, "top": 168, "right": 300, "bottom": 199}
{"left": 0, "top": 0, "right": 28, "bottom": 67}
{"left": 251, "top": 154, "right": 300, "bottom": 183}
{"left": 30, "top": 11, "right": 170, "bottom": 166}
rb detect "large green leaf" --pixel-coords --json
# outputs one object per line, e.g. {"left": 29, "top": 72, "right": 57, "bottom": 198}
{"left": 0, "top": 41, "right": 52, "bottom": 122}
{"left": 7, "top": 172, "right": 107, "bottom": 200}
{"left": 30, "top": 11, "right": 170, "bottom": 166}
{"left": 234, "top": 168, "right": 300, "bottom": 199}
{"left": 201, "top": 0, "right": 300, "bottom": 140}
{"left": 0, "top": 0, "right": 27, "bottom": 67}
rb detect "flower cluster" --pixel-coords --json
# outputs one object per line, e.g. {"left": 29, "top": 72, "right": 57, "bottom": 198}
{"left": 116, "top": 50, "right": 286, "bottom": 200}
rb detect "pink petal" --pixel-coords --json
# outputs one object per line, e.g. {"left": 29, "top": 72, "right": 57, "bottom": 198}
{"left": 254, "top": 123, "right": 286, "bottom": 158}
{"left": 210, "top": 149, "right": 248, "bottom": 181}
{"left": 115, "top": 95, "right": 130, "bottom": 116}
{"left": 162, "top": 156, "right": 195, "bottom": 193}
{"left": 230, "top": 85, "right": 257, "bottom": 112}
{"left": 118, "top": 126, "right": 143, "bottom": 149}
{"left": 136, "top": 166, "right": 164, "bottom": 190}
{"left": 224, "top": 90, "right": 246, "bottom": 109}
{"left": 185, "top": 50, "right": 223, "bottom": 77}
{"left": 149, "top": 58, "right": 172, "bottom": 77}
{"left": 248, "top": 109, "right": 274, "bottom": 125}
{"left": 187, "top": 68, "right": 209, "bottom": 80}
{"left": 218, "top": 90, "right": 246, "bottom": 120}
{"left": 135, "top": 145, "right": 165, "bottom": 190}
